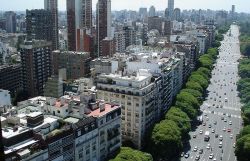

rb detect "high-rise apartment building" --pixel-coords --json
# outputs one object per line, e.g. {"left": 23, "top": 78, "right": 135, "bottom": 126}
{"left": 148, "top": 6, "right": 156, "bottom": 17}
{"left": 168, "top": 0, "right": 174, "bottom": 20}
{"left": 114, "top": 31, "right": 126, "bottom": 53}
{"left": 123, "top": 26, "right": 136, "bottom": 48}
{"left": 26, "top": 9, "right": 53, "bottom": 44}
{"left": 4, "top": 11, "right": 16, "bottom": 33}
{"left": 44, "top": 0, "right": 59, "bottom": 50}
{"left": 0, "top": 64, "right": 22, "bottom": 95}
{"left": 96, "top": 0, "right": 112, "bottom": 57}
{"left": 67, "top": 0, "right": 92, "bottom": 51}
{"left": 20, "top": 40, "right": 52, "bottom": 97}
{"left": 173, "top": 8, "right": 181, "bottom": 21}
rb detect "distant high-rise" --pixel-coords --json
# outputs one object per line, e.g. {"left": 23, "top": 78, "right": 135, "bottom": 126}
{"left": 4, "top": 11, "right": 16, "bottom": 33}
{"left": 231, "top": 5, "right": 236, "bottom": 19}
{"left": 96, "top": 0, "right": 112, "bottom": 57}
{"left": 139, "top": 8, "right": 148, "bottom": 21}
{"left": 173, "top": 8, "right": 181, "bottom": 21}
{"left": 168, "top": 0, "right": 174, "bottom": 20}
{"left": 148, "top": 6, "right": 156, "bottom": 17}
{"left": 67, "top": 0, "right": 92, "bottom": 51}
{"left": 44, "top": 0, "right": 59, "bottom": 50}
{"left": 26, "top": 9, "right": 53, "bottom": 44}
{"left": 232, "top": 5, "right": 235, "bottom": 14}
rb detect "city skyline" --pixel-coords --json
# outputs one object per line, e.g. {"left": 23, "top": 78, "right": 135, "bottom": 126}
{"left": 1, "top": 0, "right": 250, "bottom": 13}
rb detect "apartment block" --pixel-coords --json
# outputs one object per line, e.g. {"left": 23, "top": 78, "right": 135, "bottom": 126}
{"left": 20, "top": 40, "right": 52, "bottom": 97}
{"left": 0, "top": 64, "right": 22, "bottom": 95}
{"left": 52, "top": 50, "right": 91, "bottom": 80}
{"left": 96, "top": 69, "right": 159, "bottom": 149}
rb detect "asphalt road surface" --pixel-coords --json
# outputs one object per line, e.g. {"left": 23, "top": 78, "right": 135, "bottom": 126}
{"left": 181, "top": 25, "right": 242, "bottom": 161}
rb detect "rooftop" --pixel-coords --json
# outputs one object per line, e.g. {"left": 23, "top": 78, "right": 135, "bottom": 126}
{"left": 87, "top": 103, "right": 120, "bottom": 118}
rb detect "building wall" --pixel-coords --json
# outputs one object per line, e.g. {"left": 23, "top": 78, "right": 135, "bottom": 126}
{"left": 52, "top": 51, "right": 91, "bottom": 80}
{"left": 26, "top": 10, "right": 53, "bottom": 45}
{"left": 0, "top": 64, "right": 22, "bottom": 95}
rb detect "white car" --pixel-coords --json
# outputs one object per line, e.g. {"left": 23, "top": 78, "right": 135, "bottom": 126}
{"left": 219, "top": 142, "right": 223, "bottom": 148}
{"left": 229, "top": 121, "right": 232, "bottom": 125}
{"left": 207, "top": 144, "right": 211, "bottom": 149}
{"left": 209, "top": 153, "right": 214, "bottom": 159}
{"left": 230, "top": 134, "right": 233, "bottom": 138}
{"left": 200, "top": 130, "right": 203, "bottom": 134}
{"left": 219, "top": 135, "right": 223, "bottom": 141}
{"left": 193, "top": 146, "right": 198, "bottom": 152}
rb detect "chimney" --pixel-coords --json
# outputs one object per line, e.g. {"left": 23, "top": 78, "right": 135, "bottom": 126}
{"left": 99, "top": 101, "right": 105, "bottom": 112}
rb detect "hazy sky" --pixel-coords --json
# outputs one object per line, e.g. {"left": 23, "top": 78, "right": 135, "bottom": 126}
{"left": 1, "top": 0, "right": 250, "bottom": 13}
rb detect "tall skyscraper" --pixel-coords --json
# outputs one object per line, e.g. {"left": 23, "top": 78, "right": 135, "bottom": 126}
{"left": 168, "top": 0, "right": 174, "bottom": 20}
{"left": 44, "top": 0, "right": 59, "bottom": 50}
{"left": 148, "top": 6, "right": 156, "bottom": 17}
{"left": 67, "top": 0, "right": 92, "bottom": 51}
{"left": 26, "top": 9, "right": 53, "bottom": 44}
{"left": 231, "top": 5, "right": 236, "bottom": 19}
{"left": 173, "top": 8, "right": 181, "bottom": 21}
{"left": 96, "top": 0, "right": 112, "bottom": 57}
{"left": 20, "top": 40, "right": 52, "bottom": 97}
{"left": 4, "top": 11, "right": 16, "bottom": 33}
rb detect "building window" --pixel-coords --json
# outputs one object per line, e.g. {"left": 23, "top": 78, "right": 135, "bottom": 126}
{"left": 86, "top": 149, "right": 90, "bottom": 154}
{"left": 79, "top": 153, "right": 83, "bottom": 159}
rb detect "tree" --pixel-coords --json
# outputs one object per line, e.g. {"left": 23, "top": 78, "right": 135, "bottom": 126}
{"left": 198, "top": 56, "right": 213, "bottom": 69}
{"left": 189, "top": 74, "right": 209, "bottom": 89}
{"left": 197, "top": 67, "right": 212, "bottom": 78}
{"left": 186, "top": 81, "right": 204, "bottom": 93}
{"left": 241, "top": 44, "right": 250, "bottom": 57}
{"left": 150, "top": 120, "right": 182, "bottom": 160}
{"left": 165, "top": 107, "right": 191, "bottom": 138}
{"left": 110, "top": 147, "right": 153, "bottom": 161}
{"left": 176, "top": 92, "right": 200, "bottom": 109}
{"left": 238, "top": 126, "right": 250, "bottom": 139}
{"left": 181, "top": 89, "right": 203, "bottom": 103}
{"left": 235, "top": 134, "right": 250, "bottom": 161}
{"left": 175, "top": 101, "right": 198, "bottom": 119}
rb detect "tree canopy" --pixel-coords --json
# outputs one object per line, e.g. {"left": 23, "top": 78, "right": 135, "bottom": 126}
{"left": 150, "top": 120, "right": 182, "bottom": 160}
{"left": 110, "top": 147, "right": 153, "bottom": 161}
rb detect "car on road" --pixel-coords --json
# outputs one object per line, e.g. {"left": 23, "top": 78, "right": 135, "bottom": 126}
{"left": 215, "top": 134, "right": 219, "bottom": 138}
{"left": 219, "top": 142, "right": 223, "bottom": 148}
{"left": 223, "top": 127, "right": 226, "bottom": 131}
{"left": 212, "top": 129, "right": 215, "bottom": 133}
{"left": 209, "top": 153, "right": 214, "bottom": 159}
{"left": 208, "top": 124, "right": 212, "bottom": 128}
{"left": 219, "top": 135, "right": 223, "bottom": 141}
{"left": 206, "top": 144, "right": 211, "bottom": 149}
{"left": 180, "top": 152, "right": 184, "bottom": 157}
{"left": 227, "top": 128, "right": 232, "bottom": 132}
{"left": 200, "top": 130, "right": 203, "bottom": 134}
{"left": 230, "top": 134, "right": 233, "bottom": 138}
{"left": 233, "top": 143, "right": 236, "bottom": 148}
{"left": 224, "top": 118, "right": 227, "bottom": 122}
{"left": 193, "top": 134, "right": 197, "bottom": 138}
{"left": 193, "top": 146, "right": 198, "bottom": 152}
{"left": 199, "top": 149, "right": 203, "bottom": 154}
{"left": 214, "top": 121, "right": 217, "bottom": 125}
{"left": 221, "top": 117, "right": 224, "bottom": 120}
{"left": 203, "top": 122, "right": 206, "bottom": 126}
{"left": 184, "top": 153, "right": 190, "bottom": 158}
{"left": 195, "top": 155, "right": 200, "bottom": 161}
{"left": 229, "top": 121, "right": 232, "bottom": 125}
{"left": 213, "top": 158, "right": 217, "bottom": 161}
